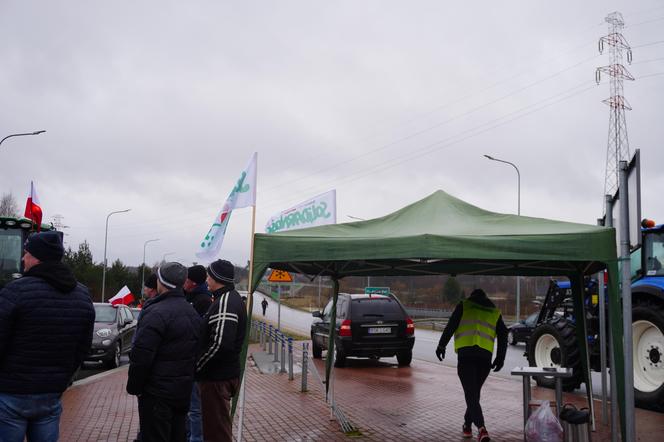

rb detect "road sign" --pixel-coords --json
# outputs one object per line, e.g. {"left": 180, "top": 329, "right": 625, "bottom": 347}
{"left": 364, "top": 286, "right": 390, "bottom": 295}
{"left": 267, "top": 269, "right": 293, "bottom": 283}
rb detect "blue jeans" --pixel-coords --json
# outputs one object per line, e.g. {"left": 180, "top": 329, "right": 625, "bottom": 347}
{"left": 0, "top": 392, "right": 62, "bottom": 442}
{"left": 187, "top": 383, "right": 203, "bottom": 442}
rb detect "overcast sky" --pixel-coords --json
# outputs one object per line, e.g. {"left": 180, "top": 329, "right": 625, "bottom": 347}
{"left": 2, "top": 1, "right": 663, "bottom": 268}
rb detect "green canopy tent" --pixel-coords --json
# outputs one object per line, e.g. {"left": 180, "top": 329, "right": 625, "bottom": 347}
{"left": 245, "top": 190, "right": 626, "bottom": 439}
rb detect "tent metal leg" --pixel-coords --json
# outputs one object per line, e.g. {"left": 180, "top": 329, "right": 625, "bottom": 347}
{"left": 572, "top": 275, "right": 596, "bottom": 432}
{"left": 609, "top": 297, "right": 619, "bottom": 442}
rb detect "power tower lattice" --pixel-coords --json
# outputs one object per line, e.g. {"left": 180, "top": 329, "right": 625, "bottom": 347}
{"left": 596, "top": 11, "right": 634, "bottom": 200}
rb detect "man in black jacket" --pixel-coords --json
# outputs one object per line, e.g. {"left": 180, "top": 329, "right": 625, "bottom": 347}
{"left": 435, "top": 289, "right": 508, "bottom": 442}
{"left": 196, "top": 259, "right": 247, "bottom": 442}
{"left": 183, "top": 265, "right": 211, "bottom": 442}
{"left": 0, "top": 231, "right": 95, "bottom": 441}
{"left": 127, "top": 262, "right": 203, "bottom": 442}
{"left": 184, "top": 265, "right": 212, "bottom": 317}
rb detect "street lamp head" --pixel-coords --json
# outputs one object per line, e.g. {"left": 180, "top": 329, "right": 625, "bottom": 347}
{"left": 32, "top": 130, "right": 46, "bottom": 135}
{"left": 484, "top": 154, "right": 495, "bottom": 160}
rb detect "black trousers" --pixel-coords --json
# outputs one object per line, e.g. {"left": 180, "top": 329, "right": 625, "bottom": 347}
{"left": 138, "top": 393, "right": 188, "bottom": 442}
{"left": 457, "top": 354, "right": 492, "bottom": 428}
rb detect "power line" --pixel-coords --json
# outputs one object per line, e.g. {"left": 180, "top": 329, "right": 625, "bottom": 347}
{"left": 111, "top": 80, "right": 598, "bottom": 240}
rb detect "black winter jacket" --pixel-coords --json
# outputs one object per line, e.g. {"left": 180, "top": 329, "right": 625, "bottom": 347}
{"left": 0, "top": 261, "right": 95, "bottom": 394}
{"left": 127, "top": 289, "right": 202, "bottom": 406}
{"left": 186, "top": 283, "right": 212, "bottom": 317}
{"left": 196, "top": 286, "right": 247, "bottom": 381}
{"left": 438, "top": 292, "right": 508, "bottom": 363}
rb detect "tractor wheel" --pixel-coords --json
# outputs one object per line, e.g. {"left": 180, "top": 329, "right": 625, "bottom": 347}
{"left": 632, "top": 299, "right": 664, "bottom": 411}
{"left": 527, "top": 316, "right": 583, "bottom": 391}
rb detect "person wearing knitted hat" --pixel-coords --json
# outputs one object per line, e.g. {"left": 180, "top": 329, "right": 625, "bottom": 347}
{"left": 195, "top": 259, "right": 247, "bottom": 442}
{"left": 127, "top": 262, "right": 203, "bottom": 442}
{"left": 0, "top": 231, "right": 95, "bottom": 441}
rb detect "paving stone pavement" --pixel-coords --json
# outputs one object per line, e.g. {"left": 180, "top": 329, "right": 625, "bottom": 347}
{"left": 59, "top": 342, "right": 664, "bottom": 441}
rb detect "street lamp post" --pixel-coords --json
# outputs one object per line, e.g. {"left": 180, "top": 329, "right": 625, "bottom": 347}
{"left": 484, "top": 154, "right": 521, "bottom": 320}
{"left": 162, "top": 252, "right": 175, "bottom": 263}
{"left": 101, "top": 209, "right": 131, "bottom": 302}
{"left": 142, "top": 238, "right": 160, "bottom": 293}
{"left": 0, "top": 130, "right": 46, "bottom": 148}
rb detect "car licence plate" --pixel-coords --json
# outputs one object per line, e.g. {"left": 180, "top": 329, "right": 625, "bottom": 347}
{"left": 368, "top": 327, "right": 391, "bottom": 334}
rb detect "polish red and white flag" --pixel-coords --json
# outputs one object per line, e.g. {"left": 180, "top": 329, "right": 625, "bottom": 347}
{"left": 24, "top": 181, "right": 43, "bottom": 231}
{"left": 109, "top": 286, "right": 134, "bottom": 305}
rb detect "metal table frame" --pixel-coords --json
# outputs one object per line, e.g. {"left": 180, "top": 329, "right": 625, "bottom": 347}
{"left": 511, "top": 367, "right": 573, "bottom": 430}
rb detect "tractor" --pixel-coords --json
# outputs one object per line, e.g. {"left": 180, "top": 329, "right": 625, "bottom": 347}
{"left": 0, "top": 216, "right": 53, "bottom": 288}
{"left": 527, "top": 220, "right": 664, "bottom": 410}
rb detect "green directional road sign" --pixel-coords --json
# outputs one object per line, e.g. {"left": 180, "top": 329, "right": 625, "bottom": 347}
{"left": 364, "top": 286, "right": 390, "bottom": 295}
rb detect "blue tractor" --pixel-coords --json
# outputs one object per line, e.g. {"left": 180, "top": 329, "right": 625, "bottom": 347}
{"left": 527, "top": 220, "right": 664, "bottom": 410}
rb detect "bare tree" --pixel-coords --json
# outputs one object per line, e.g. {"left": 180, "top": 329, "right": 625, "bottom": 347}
{"left": 0, "top": 192, "right": 19, "bottom": 217}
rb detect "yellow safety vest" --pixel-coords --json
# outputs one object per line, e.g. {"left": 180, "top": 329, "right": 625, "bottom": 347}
{"left": 454, "top": 300, "right": 500, "bottom": 353}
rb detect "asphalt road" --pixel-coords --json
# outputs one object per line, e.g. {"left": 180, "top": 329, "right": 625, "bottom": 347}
{"left": 250, "top": 291, "right": 609, "bottom": 396}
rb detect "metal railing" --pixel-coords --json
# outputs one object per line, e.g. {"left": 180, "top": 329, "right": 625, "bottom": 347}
{"left": 250, "top": 320, "right": 309, "bottom": 392}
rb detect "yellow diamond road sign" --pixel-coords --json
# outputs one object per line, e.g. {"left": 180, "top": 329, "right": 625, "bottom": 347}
{"left": 267, "top": 269, "right": 293, "bottom": 283}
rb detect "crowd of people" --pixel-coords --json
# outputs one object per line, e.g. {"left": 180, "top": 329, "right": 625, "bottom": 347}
{"left": 0, "top": 231, "right": 508, "bottom": 442}
{"left": 0, "top": 231, "right": 246, "bottom": 442}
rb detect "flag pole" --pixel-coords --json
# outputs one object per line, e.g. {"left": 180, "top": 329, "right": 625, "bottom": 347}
{"left": 237, "top": 155, "right": 257, "bottom": 442}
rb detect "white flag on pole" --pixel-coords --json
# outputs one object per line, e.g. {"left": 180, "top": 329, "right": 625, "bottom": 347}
{"left": 196, "top": 153, "right": 257, "bottom": 261}
{"left": 265, "top": 190, "right": 336, "bottom": 233}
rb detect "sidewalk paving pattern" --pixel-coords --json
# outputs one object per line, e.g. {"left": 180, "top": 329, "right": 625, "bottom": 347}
{"left": 60, "top": 342, "right": 664, "bottom": 441}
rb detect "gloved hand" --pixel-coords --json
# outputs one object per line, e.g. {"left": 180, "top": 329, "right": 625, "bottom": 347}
{"left": 435, "top": 345, "right": 445, "bottom": 361}
{"left": 491, "top": 359, "right": 504, "bottom": 372}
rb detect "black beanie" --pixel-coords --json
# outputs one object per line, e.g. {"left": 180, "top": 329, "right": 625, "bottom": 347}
{"left": 207, "top": 259, "right": 235, "bottom": 284}
{"left": 24, "top": 231, "right": 64, "bottom": 262}
{"left": 157, "top": 262, "right": 187, "bottom": 289}
{"left": 144, "top": 273, "right": 158, "bottom": 289}
{"left": 188, "top": 265, "right": 207, "bottom": 284}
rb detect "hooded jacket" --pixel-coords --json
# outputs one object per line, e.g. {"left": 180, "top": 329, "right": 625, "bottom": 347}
{"left": 195, "top": 285, "right": 247, "bottom": 381}
{"left": 0, "top": 261, "right": 95, "bottom": 394}
{"left": 438, "top": 291, "right": 508, "bottom": 363}
{"left": 186, "top": 283, "right": 212, "bottom": 317}
{"left": 127, "top": 288, "right": 202, "bottom": 406}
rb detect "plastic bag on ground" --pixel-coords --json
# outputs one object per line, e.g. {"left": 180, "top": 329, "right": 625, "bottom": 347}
{"left": 524, "top": 400, "right": 563, "bottom": 442}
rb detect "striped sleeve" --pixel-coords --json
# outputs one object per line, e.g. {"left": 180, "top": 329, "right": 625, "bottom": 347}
{"left": 196, "top": 293, "right": 239, "bottom": 371}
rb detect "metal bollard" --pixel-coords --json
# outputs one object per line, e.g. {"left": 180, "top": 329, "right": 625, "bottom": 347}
{"left": 301, "top": 342, "right": 308, "bottom": 392}
{"left": 268, "top": 325, "right": 273, "bottom": 354}
{"left": 262, "top": 323, "right": 267, "bottom": 351}
{"left": 259, "top": 322, "right": 264, "bottom": 348}
{"left": 280, "top": 338, "right": 287, "bottom": 373}
{"left": 288, "top": 338, "right": 294, "bottom": 380}
{"left": 273, "top": 331, "right": 279, "bottom": 362}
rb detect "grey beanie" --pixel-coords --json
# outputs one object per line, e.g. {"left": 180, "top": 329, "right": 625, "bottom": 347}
{"left": 157, "top": 262, "right": 187, "bottom": 289}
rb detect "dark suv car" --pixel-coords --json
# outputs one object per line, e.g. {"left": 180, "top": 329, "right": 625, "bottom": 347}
{"left": 85, "top": 303, "right": 136, "bottom": 368}
{"left": 310, "top": 293, "right": 415, "bottom": 367}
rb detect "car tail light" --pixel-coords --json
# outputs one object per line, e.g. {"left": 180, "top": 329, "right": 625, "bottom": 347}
{"left": 339, "top": 319, "right": 352, "bottom": 337}
{"left": 406, "top": 317, "right": 415, "bottom": 335}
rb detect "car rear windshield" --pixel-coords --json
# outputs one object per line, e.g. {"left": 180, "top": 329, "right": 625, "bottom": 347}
{"left": 94, "top": 305, "right": 117, "bottom": 323}
{"left": 350, "top": 298, "right": 404, "bottom": 319}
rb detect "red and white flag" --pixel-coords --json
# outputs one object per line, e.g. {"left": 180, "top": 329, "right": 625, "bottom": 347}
{"left": 24, "top": 181, "right": 43, "bottom": 231}
{"left": 109, "top": 286, "right": 134, "bottom": 305}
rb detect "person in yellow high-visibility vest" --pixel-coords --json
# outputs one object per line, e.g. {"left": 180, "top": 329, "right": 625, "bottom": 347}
{"left": 435, "top": 289, "right": 508, "bottom": 442}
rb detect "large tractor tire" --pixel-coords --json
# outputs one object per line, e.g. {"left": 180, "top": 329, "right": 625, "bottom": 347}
{"left": 632, "top": 299, "right": 664, "bottom": 411}
{"left": 527, "top": 316, "right": 583, "bottom": 391}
